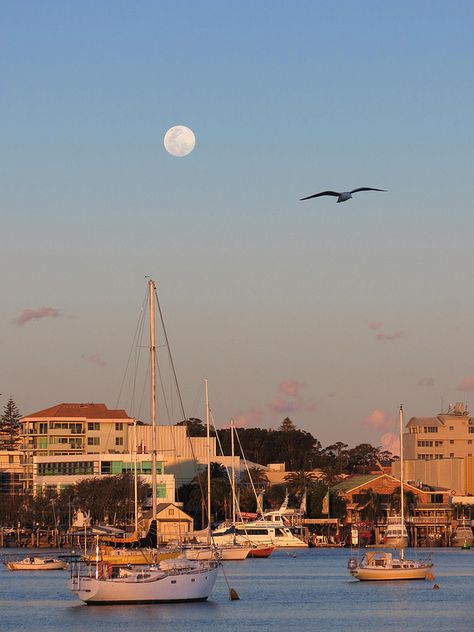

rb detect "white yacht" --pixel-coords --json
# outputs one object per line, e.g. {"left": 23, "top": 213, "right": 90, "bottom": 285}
{"left": 383, "top": 515, "right": 409, "bottom": 548}
{"left": 452, "top": 517, "right": 473, "bottom": 548}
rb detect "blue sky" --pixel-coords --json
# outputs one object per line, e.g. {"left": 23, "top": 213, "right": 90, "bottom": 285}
{"left": 1, "top": 1, "right": 474, "bottom": 452}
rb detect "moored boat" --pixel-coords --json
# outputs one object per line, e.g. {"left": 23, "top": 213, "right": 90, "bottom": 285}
{"left": 70, "top": 558, "right": 219, "bottom": 604}
{"left": 348, "top": 550, "right": 432, "bottom": 581}
{"left": 348, "top": 406, "right": 434, "bottom": 582}
{"left": 247, "top": 544, "right": 275, "bottom": 558}
{"left": 5, "top": 556, "right": 67, "bottom": 571}
{"left": 451, "top": 517, "right": 473, "bottom": 548}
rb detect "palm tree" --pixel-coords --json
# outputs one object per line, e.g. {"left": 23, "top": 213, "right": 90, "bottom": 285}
{"left": 284, "top": 469, "right": 317, "bottom": 497}
{"left": 240, "top": 467, "right": 269, "bottom": 489}
{"left": 357, "top": 488, "right": 385, "bottom": 523}
{"left": 390, "top": 486, "right": 418, "bottom": 517}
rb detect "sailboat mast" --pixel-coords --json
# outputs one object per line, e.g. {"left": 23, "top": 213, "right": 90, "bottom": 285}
{"left": 399, "top": 404, "right": 405, "bottom": 561}
{"left": 205, "top": 379, "right": 211, "bottom": 545}
{"left": 149, "top": 279, "right": 157, "bottom": 522}
{"left": 231, "top": 419, "right": 236, "bottom": 525}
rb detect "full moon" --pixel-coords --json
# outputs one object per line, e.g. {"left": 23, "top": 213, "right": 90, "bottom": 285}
{"left": 163, "top": 125, "right": 196, "bottom": 157}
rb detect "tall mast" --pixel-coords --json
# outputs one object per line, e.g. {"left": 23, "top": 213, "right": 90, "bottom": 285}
{"left": 133, "top": 418, "right": 138, "bottom": 533}
{"left": 399, "top": 404, "right": 405, "bottom": 561}
{"left": 205, "top": 379, "right": 211, "bottom": 545}
{"left": 149, "top": 279, "right": 157, "bottom": 522}
{"left": 231, "top": 419, "right": 236, "bottom": 525}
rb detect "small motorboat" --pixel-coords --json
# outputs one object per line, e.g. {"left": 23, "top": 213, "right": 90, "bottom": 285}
{"left": 5, "top": 556, "right": 67, "bottom": 571}
{"left": 247, "top": 545, "right": 275, "bottom": 558}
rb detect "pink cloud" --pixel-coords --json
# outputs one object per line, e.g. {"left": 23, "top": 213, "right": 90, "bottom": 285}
{"left": 457, "top": 377, "right": 474, "bottom": 392}
{"left": 376, "top": 331, "right": 403, "bottom": 341}
{"left": 277, "top": 380, "right": 306, "bottom": 397}
{"left": 233, "top": 409, "right": 263, "bottom": 428}
{"left": 365, "top": 409, "right": 393, "bottom": 429}
{"left": 368, "top": 320, "right": 383, "bottom": 331}
{"left": 267, "top": 397, "right": 301, "bottom": 415}
{"left": 14, "top": 306, "right": 62, "bottom": 326}
{"left": 417, "top": 377, "right": 434, "bottom": 387}
{"left": 380, "top": 432, "right": 400, "bottom": 457}
{"left": 267, "top": 379, "right": 317, "bottom": 416}
{"left": 81, "top": 353, "right": 106, "bottom": 368}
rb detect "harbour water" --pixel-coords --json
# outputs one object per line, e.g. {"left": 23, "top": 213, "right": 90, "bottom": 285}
{"left": 1, "top": 547, "right": 473, "bottom": 632}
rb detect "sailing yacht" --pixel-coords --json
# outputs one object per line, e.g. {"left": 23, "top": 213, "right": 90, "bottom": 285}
{"left": 70, "top": 279, "right": 219, "bottom": 604}
{"left": 348, "top": 405, "right": 433, "bottom": 581}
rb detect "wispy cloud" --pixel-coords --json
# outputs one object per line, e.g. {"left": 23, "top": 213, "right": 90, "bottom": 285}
{"left": 376, "top": 331, "right": 403, "bottom": 342}
{"left": 81, "top": 353, "right": 106, "bottom": 368}
{"left": 232, "top": 408, "right": 263, "bottom": 428}
{"left": 14, "top": 307, "right": 62, "bottom": 326}
{"left": 380, "top": 432, "right": 400, "bottom": 456}
{"left": 365, "top": 408, "right": 394, "bottom": 429}
{"left": 277, "top": 380, "right": 305, "bottom": 397}
{"left": 368, "top": 320, "right": 383, "bottom": 331}
{"left": 267, "top": 379, "right": 317, "bottom": 416}
{"left": 364, "top": 409, "right": 399, "bottom": 455}
{"left": 417, "top": 377, "right": 434, "bottom": 387}
{"left": 457, "top": 376, "right": 474, "bottom": 392}
{"left": 367, "top": 320, "right": 403, "bottom": 342}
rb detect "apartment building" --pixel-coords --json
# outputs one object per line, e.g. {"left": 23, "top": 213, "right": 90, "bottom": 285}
{"left": 32, "top": 452, "right": 175, "bottom": 502}
{"left": 19, "top": 402, "right": 134, "bottom": 492}
{"left": 0, "top": 450, "right": 23, "bottom": 495}
{"left": 403, "top": 402, "right": 474, "bottom": 494}
{"left": 18, "top": 401, "right": 238, "bottom": 494}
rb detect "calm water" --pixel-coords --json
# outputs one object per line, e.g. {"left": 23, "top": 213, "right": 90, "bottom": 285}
{"left": 1, "top": 547, "right": 473, "bottom": 632}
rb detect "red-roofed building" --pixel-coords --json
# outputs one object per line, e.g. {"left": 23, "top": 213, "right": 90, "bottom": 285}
{"left": 20, "top": 403, "right": 134, "bottom": 492}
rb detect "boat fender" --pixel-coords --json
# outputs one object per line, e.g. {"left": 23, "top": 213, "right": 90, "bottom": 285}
{"left": 347, "top": 557, "right": 358, "bottom": 570}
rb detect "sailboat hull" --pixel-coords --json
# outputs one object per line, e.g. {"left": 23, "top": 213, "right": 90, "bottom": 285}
{"left": 70, "top": 562, "right": 219, "bottom": 604}
{"left": 348, "top": 550, "right": 433, "bottom": 581}
{"left": 350, "top": 566, "right": 430, "bottom": 581}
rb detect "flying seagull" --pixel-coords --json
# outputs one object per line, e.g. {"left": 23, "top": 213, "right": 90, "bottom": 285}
{"left": 300, "top": 187, "right": 386, "bottom": 203}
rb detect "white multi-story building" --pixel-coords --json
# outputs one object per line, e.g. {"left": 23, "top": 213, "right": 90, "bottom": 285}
{"left": 403, "top": 402, "right": 474, "bottom": 494}
{"left": 18, "top": 402, "right": 238, "bottom": 495}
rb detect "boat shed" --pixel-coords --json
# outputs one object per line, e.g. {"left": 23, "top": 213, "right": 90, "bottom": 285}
{"left": 142, "top": 504, "right": 194, "bottom": 543}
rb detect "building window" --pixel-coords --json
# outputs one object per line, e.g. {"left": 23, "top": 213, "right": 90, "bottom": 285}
{"left": 115, "top": 423, "right": 123, "bottom": 431}
{"left": 468, "top": 440, "right": 472, "bottom": 445}
{"left": 88, "top": 422, "right": 100, "bottom": 431}
{"left": 449, "top": 426, "right": 454, "bottom": 431}
{"left": 450, "top": 453, "right": 454, "bottom": 457}
{"left": 435, "top": 441, "right": 443, "bottom": 447}
{"left": 450, "top": 440, "right": 454, "bottom": 444}
{"left": 469, "top": 427, "right": 474, "bottom": 434}
{"left": 115, "top": 437, "right": 123, "bottom": 446}
{"left": 88, "top": 437, "right": 100, "bottom": 446}
{"left": 423, "top": 426, "right": 438, "bottom": 433}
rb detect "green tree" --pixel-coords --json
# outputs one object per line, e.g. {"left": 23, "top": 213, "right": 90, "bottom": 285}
{"left": 279, "top": 417, "right": 297, "bottom": 432}
{"left": 0, "top": 397, "right": 21, "bottom": 450}
{"left": 284, "top": 469, "right": 317, "bottom": 497}
{"left": 356, "top": 487, "right": 385, "bottom": 523}
{"left": 175, "top": 417, "right": 208, "bottom": 437}
{"left": 347, "top": 443, "right": 387, "bottom": 473}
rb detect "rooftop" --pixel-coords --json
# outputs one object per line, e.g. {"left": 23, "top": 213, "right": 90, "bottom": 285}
{"left": 21, "top": 402, "right": 132, "bottom": 421}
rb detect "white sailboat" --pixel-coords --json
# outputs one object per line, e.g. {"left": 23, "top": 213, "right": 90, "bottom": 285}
{"left": 349, "top": 405, "right": 433, "bottom": 581}
{"left": 182, "top": 383, "right": 251, "bottom": 561}
{"left": 70, "top": 279, "right": 219, "bottom": 604}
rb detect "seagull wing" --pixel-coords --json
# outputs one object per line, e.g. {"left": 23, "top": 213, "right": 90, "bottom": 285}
{"left": 300, "top": 191, "right": 340, "bottom": 201}
{"left": 350, "top": 187, "right": 387, "bottom": 193}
